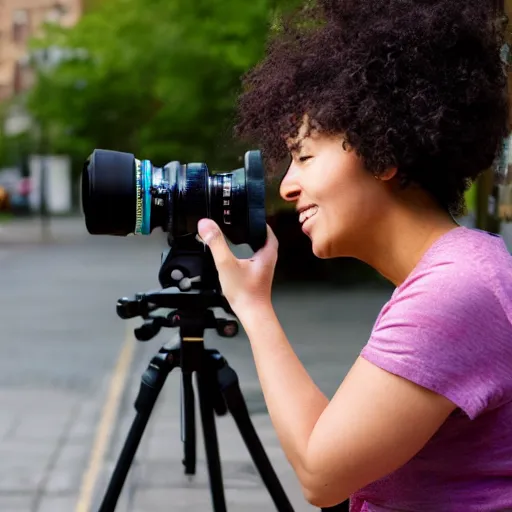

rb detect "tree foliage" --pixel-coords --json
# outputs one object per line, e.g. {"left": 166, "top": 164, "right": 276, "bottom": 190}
{"left": 25, "top": 0, "right": 301, "bottom": 173}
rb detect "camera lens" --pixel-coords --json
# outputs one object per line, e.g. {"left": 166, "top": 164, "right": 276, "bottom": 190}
{"left": 81, "top": 150, "right": 137, "bottom": 236}
{"left": 81, "top": 149, "right": 267, "bottom": 252}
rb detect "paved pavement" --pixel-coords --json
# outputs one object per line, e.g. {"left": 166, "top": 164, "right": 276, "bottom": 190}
{"left": 0, "top": 217, "right": 169, "bottom": 512}
{"left": 0, "top": 216, "right": 400, "bottom": 511}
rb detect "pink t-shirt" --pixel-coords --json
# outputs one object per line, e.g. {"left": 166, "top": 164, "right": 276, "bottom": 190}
{"left": 350, "top": 226, "right": 512, "bottom": 512}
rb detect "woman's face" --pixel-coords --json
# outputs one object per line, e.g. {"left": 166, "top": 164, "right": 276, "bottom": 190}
{"left": 279, "top": 124, "right": 394, "bottom": 259}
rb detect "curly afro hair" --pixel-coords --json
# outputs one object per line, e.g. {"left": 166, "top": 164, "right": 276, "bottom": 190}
{"left": 234, "top": 0, "right": 510, "bottom": 216}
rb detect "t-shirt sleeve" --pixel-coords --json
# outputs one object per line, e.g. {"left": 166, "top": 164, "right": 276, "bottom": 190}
{"left": 360, "top": 261, "right": 507, "bottom": 420}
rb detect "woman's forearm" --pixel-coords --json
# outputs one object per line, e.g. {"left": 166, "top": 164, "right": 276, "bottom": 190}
{"left": 239, "top": 303, "right": 329, "bottom": 480}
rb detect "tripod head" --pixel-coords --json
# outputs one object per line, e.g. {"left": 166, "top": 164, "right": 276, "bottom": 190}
{"left": 116, "top": 233, "right": 239, "bottom": 342}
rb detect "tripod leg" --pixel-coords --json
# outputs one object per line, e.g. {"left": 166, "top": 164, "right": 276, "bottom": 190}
{"left": 213, "top": 358, "right": 295, "bottom": 512}
{"left": 181, "top": 371, "right": 196, "bottom": 475}
{"left": 98, "top": 351, "right": 177, "bottom": 512}
{"left": 196, "top": 370, "right": 228, "bottom": 512}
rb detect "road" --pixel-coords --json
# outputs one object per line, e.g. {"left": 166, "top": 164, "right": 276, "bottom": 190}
{"left": 0, "top": 216, "right": 395, "bottom": 512}
{"left": 0, "top": 217, "right": 172, "bottom": 511}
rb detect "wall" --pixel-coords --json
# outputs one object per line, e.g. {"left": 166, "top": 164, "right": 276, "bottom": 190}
{"left": 0, "top": 0, "right": 82, "bottom": 101}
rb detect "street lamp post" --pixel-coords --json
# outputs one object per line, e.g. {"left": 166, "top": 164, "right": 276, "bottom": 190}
{"left": 38, "top": 119, "right": 51, "bottom": 241}
{"left": 32, "top": 2, "right": 67, "bottom": 241}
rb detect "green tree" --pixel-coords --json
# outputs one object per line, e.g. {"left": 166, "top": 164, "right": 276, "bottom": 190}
{"left": 25, "top": 0, "right": 302, "bottom": 174}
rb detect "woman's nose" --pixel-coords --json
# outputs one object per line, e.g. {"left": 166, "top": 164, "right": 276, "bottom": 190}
{"left": 279, "top": 164, "right": 301, "bottom": 202}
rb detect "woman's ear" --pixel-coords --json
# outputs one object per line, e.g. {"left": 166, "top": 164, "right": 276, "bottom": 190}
{"left": 375, "top": 167, "right": 398, "bottom": 181}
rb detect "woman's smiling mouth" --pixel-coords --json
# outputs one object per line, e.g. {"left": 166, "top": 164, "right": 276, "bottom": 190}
{"left": 298, "top": 205, "right": 319, "bottom": 225}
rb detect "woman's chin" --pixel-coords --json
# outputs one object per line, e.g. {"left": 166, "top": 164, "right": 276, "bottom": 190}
{"left": 310, "top": 233, "right": 349, "bottom": 259}
{"left": 311, "top": 238, "right": 332, "bottom": 259}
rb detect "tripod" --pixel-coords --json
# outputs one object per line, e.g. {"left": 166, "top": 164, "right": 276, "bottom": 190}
{"left": 97, "top": 234, "right": 349, "bottom": 512}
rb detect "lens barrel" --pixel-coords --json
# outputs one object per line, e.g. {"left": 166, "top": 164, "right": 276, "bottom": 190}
{"left": 81, "top": 149, "right": 267, "bottom": 252}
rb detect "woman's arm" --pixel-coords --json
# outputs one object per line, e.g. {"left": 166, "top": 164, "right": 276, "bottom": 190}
{"left": 241, "top": 304, "right": 456, "bottom": 508}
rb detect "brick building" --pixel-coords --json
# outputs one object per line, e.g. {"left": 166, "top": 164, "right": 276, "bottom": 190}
{"left": 0, "top": 0, "right": 82, "bottom": 102}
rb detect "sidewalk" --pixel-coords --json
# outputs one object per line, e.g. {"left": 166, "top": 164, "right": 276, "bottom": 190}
{"left": 0, "top": 375, "right": 115, "bottom": 512}
{"left": 0, "top": 215, "right": 89, "bottom": 245}
{"left": 0, "top": 218, "right": 170, "bottom": 512}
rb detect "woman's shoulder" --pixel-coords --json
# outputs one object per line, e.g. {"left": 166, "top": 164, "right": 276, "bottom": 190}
{"left": 372, "top": 226, "right": 512, "bottom": 352}
{"left": 372, "top": 225, "right": 512, "bottom": 360}
{"left": 395, "top": 226, "right": 512, "bottom": 306}
{"left": 419, "top": 225, "right": 510, "bottom": 271}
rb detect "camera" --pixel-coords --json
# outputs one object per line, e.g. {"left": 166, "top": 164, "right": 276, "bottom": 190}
{"left": 81, "top": 149, "right": 267, "bottom": 252}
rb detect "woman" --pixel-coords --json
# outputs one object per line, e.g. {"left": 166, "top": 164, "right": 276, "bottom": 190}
{"left": 198, "top": 0, "right": 512, "bottom": 510}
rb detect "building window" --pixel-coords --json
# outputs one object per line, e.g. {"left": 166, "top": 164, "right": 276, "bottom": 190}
{"left": 46, "top": 2, "right": 67, "bottom": 23}
{"left": 12, "top": 59, "right": 33, "bottom": 95}
{"left": 12, "top": 9, "right": 30, "bottom": 44}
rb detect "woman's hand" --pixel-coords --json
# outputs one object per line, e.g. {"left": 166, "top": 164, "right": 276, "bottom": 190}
{"left": 197, "top": 218, "right": 279, "bottom": 317}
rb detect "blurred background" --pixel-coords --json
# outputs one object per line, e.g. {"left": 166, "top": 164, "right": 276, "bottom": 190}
{"left": 0, "top": 1, "right": 511, "bottom": 511}
{"left": 0, "top": 0, "right": 511, "bottom": 274}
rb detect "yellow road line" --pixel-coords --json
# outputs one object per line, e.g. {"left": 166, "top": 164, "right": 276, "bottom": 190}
{"left": 74, "top": 327, "right": 136, "bottom": 512}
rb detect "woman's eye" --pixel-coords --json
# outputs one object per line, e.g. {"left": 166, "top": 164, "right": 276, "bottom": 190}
{"left": 299, "top": 156, "right": 312, "bottom": 162}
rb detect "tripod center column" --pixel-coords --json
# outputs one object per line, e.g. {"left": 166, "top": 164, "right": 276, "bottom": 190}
{"left": 177, "top": 311, "right": 209, "bottom": 374}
